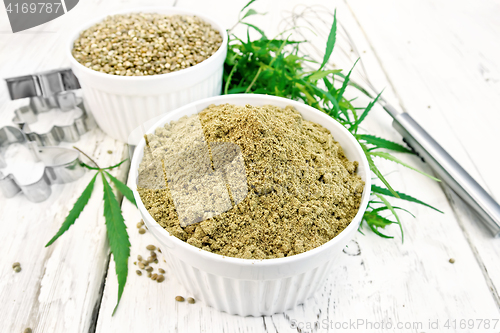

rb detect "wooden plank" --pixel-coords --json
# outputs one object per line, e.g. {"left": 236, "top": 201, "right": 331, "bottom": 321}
{"left": 346, "top": 0, "right": 500, "bottom": 306}
{"left": 0, "top": 1, "right": 140, "bottom": 331}
{"left": 96, "top": 1, "right": 500, "bottom": 332}
{"left": 0, "top": 125, "right": 129, "bottom": 333}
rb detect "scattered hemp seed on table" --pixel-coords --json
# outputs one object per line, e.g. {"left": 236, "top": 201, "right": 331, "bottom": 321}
{"left": 13, "top": 262, "right": 22, "bottom": 273}
{"left": 133, "top": 245, "right": 166, "bottom": 283}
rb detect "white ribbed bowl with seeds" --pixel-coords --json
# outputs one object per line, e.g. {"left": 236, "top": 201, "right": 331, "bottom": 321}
{"left": 67, "top": 7, "right": 228, "bottom": 143}
{"left": 130, "top": 94, "right": 371, "bottom": 316}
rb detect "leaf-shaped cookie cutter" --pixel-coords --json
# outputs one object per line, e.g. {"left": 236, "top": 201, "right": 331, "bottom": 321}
{"left": 0, "top": 126, "right": 84, "bottom": 202}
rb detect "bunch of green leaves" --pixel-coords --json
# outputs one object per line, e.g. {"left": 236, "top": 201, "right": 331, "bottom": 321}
{"left": 224, "top": 1, "right": 443, "bottom": 239}
{"left": 45, "top": 147, "right": 135, "bottom": 315}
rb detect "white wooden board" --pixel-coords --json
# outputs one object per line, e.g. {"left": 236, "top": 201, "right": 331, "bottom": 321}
{"left": 1, "top": 0, "right": 499, "bottom": 332}
{"left": 0, "top": 125, "right": 129, "bottom": 333}
{"left": 346, "top": 0, "right": 500, "bottom": 307}
{"left": 0, "top": 1, "right": 133, "bottom": 331}
{"left": 95, "top": 1, "right": 500, "bottom": 332}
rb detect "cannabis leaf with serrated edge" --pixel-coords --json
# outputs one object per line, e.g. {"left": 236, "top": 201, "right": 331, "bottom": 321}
{"left": 45, "top": 147, "right": 135, "bottom": 315}
{"left": 224, "top": 0, "right": 444, "bottom": 240}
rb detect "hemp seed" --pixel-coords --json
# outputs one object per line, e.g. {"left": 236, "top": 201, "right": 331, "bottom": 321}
{"left": 175, "top": 296, "right": 185, "bottom": 302}
{"left": 72, "top": 13, "right": 223, "bottom": 76}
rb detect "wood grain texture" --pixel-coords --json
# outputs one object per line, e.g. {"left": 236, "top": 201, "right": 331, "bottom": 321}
{"left": 0, "top": 1, "right": 133, "bottom": 332}
{"left": 2, "top": 0, "right": 499, "bottom": 332}
{"left": 0, "top": 125, "right": 129, "bottom": 333}
{"left": 95, "top": 1, "right": 500, "bottom": 333}
{"left": 346, "top": 0, "right": 500, "bottom": 307}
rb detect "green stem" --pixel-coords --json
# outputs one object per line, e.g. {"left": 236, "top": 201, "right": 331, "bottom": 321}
{"left": 225, "top": 62, "right": 239, "bottom": 94}
{"left": 245, "top": 66, "right": 263, "bottom": 93}
{"left": 73, "top": 146, "right": 100, "bottom": 169}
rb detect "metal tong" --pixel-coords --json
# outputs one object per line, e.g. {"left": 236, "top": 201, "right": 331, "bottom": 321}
{"left": 379, "top": 98, "right": 500, "bottom": 237}
{"left": 339, "top": 26, "right": 500, "bottom": 238}
{"left": 283, "top": 5, "right": 500, "bottom": 237}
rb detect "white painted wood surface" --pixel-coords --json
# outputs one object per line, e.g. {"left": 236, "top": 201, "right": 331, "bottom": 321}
{"left": 1, "top": 0, "right": 499, "bottom": 332}
{"left": 96, "top": 0, "right": 500, "bottom": 332}
{"left": 345, "top": 0, "right": 500, "bottom": 308}
{"left": 0, "top": 1, "right": 142, "bottom": 331}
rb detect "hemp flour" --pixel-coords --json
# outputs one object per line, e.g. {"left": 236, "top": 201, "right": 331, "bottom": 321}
{"left": 138, "top": 104, "right": 364, "bottom": 259}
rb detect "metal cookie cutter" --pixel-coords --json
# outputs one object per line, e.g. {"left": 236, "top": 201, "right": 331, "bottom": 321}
{"left": 5, "top": 68, "right": 81, "bottom": 100}
{"left": 0, "top": 126, "right": 84, "bottom": 202}
{"left": 6, "top": 69, "right": 96, "bottom": 146}
{"left": 12, "top": 94, "right": 96, "bottom": 146}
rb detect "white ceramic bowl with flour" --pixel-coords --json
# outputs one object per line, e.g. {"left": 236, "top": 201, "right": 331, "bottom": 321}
{"left": 67, "top": 7, "right": 228, "bottom": 143}
{"left": 130, "top": 94, "right": 371, "bottom": 316}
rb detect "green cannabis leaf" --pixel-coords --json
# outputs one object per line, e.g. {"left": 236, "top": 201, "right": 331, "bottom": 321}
{"left": 45, "top": 147, "right": 135, "bottom": 315}
{"left": 105, "top": 171, "right": 136, "bottom": 206}
{"left": 371, "top": 185, "right": 444, "bottom": 213}
{"left": 224, "top": 0, "right": 443, "bottom": 240}
{"left": 101, "top": 173, "right": 131, "bottom": 316}
{"left": 356, "top": 134, "right": 413, "bottom": 153}
{"left": 319, "top": 9, "right": 337, "bottom": 71}
{"left": 45, "top": 173, "right": 98, "bottom": 247}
